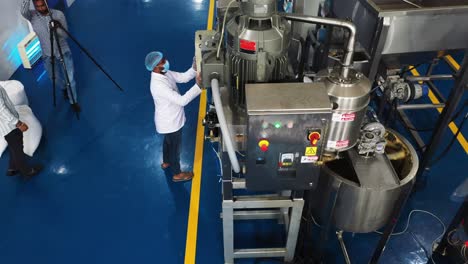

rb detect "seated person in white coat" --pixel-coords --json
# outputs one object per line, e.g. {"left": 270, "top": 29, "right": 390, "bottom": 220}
{"left": 145, "top": 51, "right": 203, "bottom": 182}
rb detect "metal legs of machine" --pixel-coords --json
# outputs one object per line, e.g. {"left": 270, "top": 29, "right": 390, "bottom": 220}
{"left": 221, "top": 155, "right": 304, "bottom": 264}
{"left": 415, "top": 52, "right": 468, "bottom": 188}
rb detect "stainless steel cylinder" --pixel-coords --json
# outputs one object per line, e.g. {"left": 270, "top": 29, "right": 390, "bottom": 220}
{"left": 313, "top": 129, "right": 419, "bottom": 233}
{"left": 319, "top": 69, "right": 371, "bottom": 152}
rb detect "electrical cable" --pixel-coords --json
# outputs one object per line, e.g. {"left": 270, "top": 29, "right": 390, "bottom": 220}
{"left": 213, "top": 143, "right": 245, "bottom": 180}
{"left": 369, "top": 85, "right": 382, "bottom": 95}
{"left": 398, "top": 104, "right": 467, "bottom": 153}
{"left": 397, "top": 61, "right": 436, "bottom": 76}
{"left": 216, "top": 0, "right": 236, "bottom": 59}
{"left": 447, "top": 229, "right": 462, "bottom": 246}
{"left": 429, "top": 112, "right": 468, "bottom": 166}
{"left": 386, "top": 98, "right": 399, "bottom": 127}
{"left": 398, "top": 118, "right": 435, "bottom": 132}
{"left": 301, "top": 210, "right": 322, "bottom": 228}
{"left": 236, "top": 151, "right": 245, "bottom": 157}
{"left": 461, "top": 244, "right": 468, "bottom": 262}
{"left": 211, "top": 143, "right": 223, "bottom": 177}
{"left": 296, "top": 206, "right": 323, "bottom": 264}
{"left": 398, "top": 63, "right": 425, "bottom": 76}
{"left": 311, "top": 215, "right": 322, "bottom": 228}
{"left": 374, "top": 209, "right": 445, "bottom": 236}
{"left": 373, "top": 210, "right": 445, "bottom": 264}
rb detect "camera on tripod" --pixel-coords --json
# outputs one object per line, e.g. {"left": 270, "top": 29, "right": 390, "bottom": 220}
{"left": 32, "top": 0, "right": 124, "bottom": 119}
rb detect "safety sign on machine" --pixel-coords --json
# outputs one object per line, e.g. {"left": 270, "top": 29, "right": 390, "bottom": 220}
{"left": 305, "top": 147, "right": 317, "bottom": 156}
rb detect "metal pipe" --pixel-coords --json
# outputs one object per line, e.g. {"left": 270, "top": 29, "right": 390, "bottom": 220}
{"left": 426, "top": 57, "right": 439, "bottom": 76}
{"left": 427, "top": 81, "right": 446, "bottom": 102}
{"left": 281, "top": 13, "right": 356, "bottom": 79}
{"left": 416, "top": 49, "right": 468, "bottom": 188}
{"left": 398, "top": 110, "right": 426, "bottom": 151}
{"left": 232, "top": 178, "right": 246, "bottom": 189}
{"left": 405, "top": 75, "right": 453, "bottom": 82}
{"left": 397, "top": 103, "right": 445, "bottom": 110}
{"left": 211, "top": 78, "right": 241, "bottom": 173}
{"left": 336, "top": 230, "right": 351, "bottom": 264}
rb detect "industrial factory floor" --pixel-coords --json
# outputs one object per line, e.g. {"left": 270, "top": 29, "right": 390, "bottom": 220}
{"left": 0, "top": 0, "right": 466, "bottom": 263}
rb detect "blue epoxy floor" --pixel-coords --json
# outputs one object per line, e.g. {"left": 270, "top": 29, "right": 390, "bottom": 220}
{"left": 0, "top": 1, "right": 467, "bottom": 264}
{"left": 0, "top": 0, "right": 208, "bottom": 263}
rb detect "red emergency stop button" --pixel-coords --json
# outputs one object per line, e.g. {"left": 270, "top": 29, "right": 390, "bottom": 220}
{"left": 258, "top": 139, "right": 270, "bottom": 152}
{"left": 308, "top": 132, "right": 321, "bottom": 146}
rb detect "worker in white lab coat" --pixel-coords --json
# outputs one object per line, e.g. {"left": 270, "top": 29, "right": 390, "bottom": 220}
{"left": 145, "top": 51, "right": 202, "bottom": 182}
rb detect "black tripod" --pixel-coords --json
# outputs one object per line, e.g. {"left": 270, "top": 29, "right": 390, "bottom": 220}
{"left": 45, "top": 0, "right": 123, "bottom": 119}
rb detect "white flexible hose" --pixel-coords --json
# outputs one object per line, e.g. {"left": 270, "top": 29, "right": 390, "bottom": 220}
{"left": 211, "top": 78, "right": 241, "bottom": 173}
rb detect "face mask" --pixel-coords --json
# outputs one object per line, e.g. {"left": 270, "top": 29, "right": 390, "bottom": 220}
{"left": 161, "top": 60, "right": 170, "bottom": 73}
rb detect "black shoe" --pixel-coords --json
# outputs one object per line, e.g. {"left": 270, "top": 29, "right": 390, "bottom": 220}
{"left": 6, "top": 169, "right": 19, "bottom": 176}
{"left": 71, "top": 103, "right": 81, "bottom": 113}
{"left": 22, "top": 165, "right": 43, "bottom": 178}
{"left": 63, "top": 90, "right": 69, "bottom": 100}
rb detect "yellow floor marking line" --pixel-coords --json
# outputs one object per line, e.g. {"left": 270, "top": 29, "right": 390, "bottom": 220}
{"left": 185, "top": 0, "right": 215, "bottom": 263}
{"left": 410, "top": 67, "right": 468, "bottom": 154}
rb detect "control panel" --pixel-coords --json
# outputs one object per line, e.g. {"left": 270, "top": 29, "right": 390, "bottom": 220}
{"left": 245, "top": 83, "right": 332, "bottom": 191}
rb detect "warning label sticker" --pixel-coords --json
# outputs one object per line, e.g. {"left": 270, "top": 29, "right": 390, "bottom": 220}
{"left": 327, "top": 140, "right": 350, "bottom": 149}
{"left": 305, "top": 147, "right": 317, "bottom": 156}
{"left": 301, "top": 156, "right": 318, "bottom": 163}
{"left": 332, "top": 113, "right": 356, "bottom": 122}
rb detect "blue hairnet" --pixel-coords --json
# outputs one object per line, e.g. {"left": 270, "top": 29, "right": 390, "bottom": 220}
{"left": 145, "top": 51, "right": 163, "bottom": 71}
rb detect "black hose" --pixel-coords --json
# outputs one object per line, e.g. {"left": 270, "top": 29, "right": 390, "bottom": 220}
{"left": 429, "top": 112, "right": 468, "bottom": 166}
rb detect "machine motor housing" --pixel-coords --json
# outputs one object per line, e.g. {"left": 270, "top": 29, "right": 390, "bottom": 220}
{"left": 225, "top": 1, "right": 291, "bottom": 108}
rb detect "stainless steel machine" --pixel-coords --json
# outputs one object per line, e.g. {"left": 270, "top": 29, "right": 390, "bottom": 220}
{"left": 325, "top": 0, "right": 468, "bottom": 199}
{"left": 245, "top": 82, "right": 331, "bottom": 191}
{"left": 314, "top": 128, "right": 419, "bottom": 233}
{"left": 196, "top": 0, "right": 420, "bottom": 263}
{"left": 330, "top": 0, "right": 468, "bottom": 82}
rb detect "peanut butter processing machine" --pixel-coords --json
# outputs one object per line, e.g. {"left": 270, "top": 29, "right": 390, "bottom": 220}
{"left": 194, "top": 0, "right": 467, "bottom": 263}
